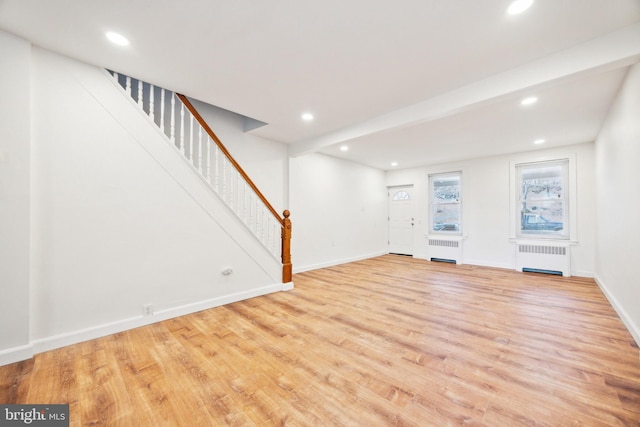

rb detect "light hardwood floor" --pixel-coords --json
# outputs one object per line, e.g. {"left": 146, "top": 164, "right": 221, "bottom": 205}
{"left": 1, "top": 255, "right": 639, "bottom": 426}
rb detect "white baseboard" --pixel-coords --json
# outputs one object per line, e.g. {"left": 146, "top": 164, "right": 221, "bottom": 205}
{"left": 0, "top": 344, "right": 33, "bottom": 366}
{"left": 594, "top": 274, "right": 640, "bottom": 347}
{"left": 29, "top": 282, "right": 290, "bottom": 357}
{"left": 281, "top": 281, "right": 295, "bottom": 291}
{"left": 573, "top": 270, "right": 594, "bottom": 278}
{"left": 462, "top": 258, "right": 514, "bottom": 271}
{"left": 294, "top": 251, "right": 388, "bottom": 274}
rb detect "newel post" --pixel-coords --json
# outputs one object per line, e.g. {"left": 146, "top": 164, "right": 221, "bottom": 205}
{"left": 281, "top": 210, "right": 292, "bottom": 283}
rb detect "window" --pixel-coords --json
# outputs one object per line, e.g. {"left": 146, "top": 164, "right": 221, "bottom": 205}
{"left": 516, "top": 160, "right": 569, "bottom": 238}
{"left": 429, "top": 172, "right": 461, "bottom": 234}
{"left": 392, "top": 190, "right": 411, "bottom": 201}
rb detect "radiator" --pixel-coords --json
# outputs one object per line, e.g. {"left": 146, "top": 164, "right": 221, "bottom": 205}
{"left": 427, "top": 237, "right": 464, "bottom": 264}
{"left": 515, "top": 241, "right": 571, "bottom": 277}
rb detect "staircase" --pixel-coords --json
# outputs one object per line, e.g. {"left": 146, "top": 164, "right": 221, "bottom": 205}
{"left": 108, "top": 71, "right": 292, "bottom": 283}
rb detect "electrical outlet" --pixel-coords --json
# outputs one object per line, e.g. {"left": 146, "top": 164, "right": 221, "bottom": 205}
{"left": 143, "top": 304, "right": 154, "bottom": 316}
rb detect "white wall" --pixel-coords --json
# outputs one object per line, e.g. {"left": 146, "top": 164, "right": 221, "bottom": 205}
{"left": 386, "top": 143, "right": 596, "bottom": 276}
{"left": 290, "top": 153, "right": 388, "bottom": 271}
{"left": 0, "top": 31, "right": 32, "bottom": 364}
{"left": 0, "top": 37, "right": 291, "bottom": 365}
{"left": 595, "top": 63, "right": 640, "bottom": 344}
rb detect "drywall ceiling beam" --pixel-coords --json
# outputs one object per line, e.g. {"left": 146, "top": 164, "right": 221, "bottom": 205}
{"left": 289, "top": 22, "right": 640, "bottom": 157}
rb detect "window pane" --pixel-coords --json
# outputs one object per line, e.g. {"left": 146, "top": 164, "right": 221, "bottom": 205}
{"left": 433, "top": 177, "right": 460, "bottom": 203}
{"left": 521, "top": 165, "right": 563, "bottom": 201}
{"left": 521, "top": 201, "right": 564, "bottom": 234}
{"left": 433, "top": 204, "right": 460, "bottom": 231}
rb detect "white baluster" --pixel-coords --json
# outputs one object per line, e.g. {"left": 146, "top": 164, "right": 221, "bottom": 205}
{"left": 125, "top": 76, "right": 131, "bottom": 96}
{"left": 239, "top": 178, "right": 244, "bottom": 218}
{"left": 267, "top": 216, "right": 272, "bottom": 254}
{"left": 160, "top": 89, "right": 165, "bottom": 133}
{"left": 149, "top": 84, "right": 155, "bottom": 122}
{"left": 249, "top": 194, "right": 255, "bottom": 233}
{"left": 235, "top": 173, "right": 240, "bottom": 212}
{"left": 273, "top": 220, "right": 279, "bottom": 257}
{"left": 257, "top": 206, "right": 262, "bottom": 240}
{"left": 214, "top": 146, "right": 219, "bottom": 193}
{"left": 230, "top": 168, "right": 234, "bottom": 208}
{"left": 205, "top": 137, "right": 211, "bottom": 181}
{"left": 235, "top": 178, "right": 241, "bottom": 217}
{"left": 238, "top": 176, "right": 243, "bottom": 216}
{"left": 245, "top": 183, "right": 250, "bottom": 224}
{"left": 241, "top": 182, "right": 247, "bottom": 223}
{"left": 275, "top": 219, "right": 279, "bottom": 256}
{"left": 137, "top": 80, "right": 143, "bottom": 107}
{"left": 198, "top": 127, "right": 203, "bottom": 174}
{"left": 237, "top": 181, "right": 243, "bottom": 219}
{"left": 189, "top": 115, "right": 194, "bottom": 162}
{"left": 227, "top": 160, "right": 232, "bottom": 205}
{"left": 180, "top": 103, "right": 185, "bottom": 154}
{"left": 274, "top": 220, "right": 279, "bottom": 257}
{"left": 113, "top": 72, "right": 119, "bottom": 86}
{"left": 253, "top": 195, "right": 260, "bottom": 236}
{"left": 230, "top": 169, "right": 236, "bottom": 210}
{"left": 170, "top": 94, "right": 175, "bottom": 142}
{"left": 222, "top": 157, "right": 228, "bottom": 202}
{"left": 257, "top": 201, "right": 262, "bottom": 238}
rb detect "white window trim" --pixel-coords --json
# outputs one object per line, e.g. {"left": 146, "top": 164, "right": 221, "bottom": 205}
{"left": 509, "top": 153, "right": 578, "bottom": 242}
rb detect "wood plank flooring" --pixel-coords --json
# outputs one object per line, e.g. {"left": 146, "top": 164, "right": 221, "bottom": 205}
{"left": 1, "top": 255, "right": 639, "bottom": 426}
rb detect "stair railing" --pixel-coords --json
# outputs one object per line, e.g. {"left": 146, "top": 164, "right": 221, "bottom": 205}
{"left": 109, "top": 71, "right": 292, "bottom": 283}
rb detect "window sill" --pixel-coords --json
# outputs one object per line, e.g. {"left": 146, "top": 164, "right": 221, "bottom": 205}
{"left": 425, "top": 234, "right": 466, "bottom": 241}
{"left": 510, "top": 238, "right": 577, "bottom": 246}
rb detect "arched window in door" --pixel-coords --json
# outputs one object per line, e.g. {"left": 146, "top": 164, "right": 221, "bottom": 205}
{"left": 392, "top": 190, "right": 411, "bottom": 201}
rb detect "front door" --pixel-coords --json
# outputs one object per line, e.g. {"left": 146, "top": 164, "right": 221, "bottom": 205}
{"left": 388, "top": 185, "right": 414, "bottom": 256}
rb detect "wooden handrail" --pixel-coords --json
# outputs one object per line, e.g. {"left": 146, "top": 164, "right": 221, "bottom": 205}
{"left": 177, "top": 94, "right": 284, "bottom": 226}
{"left": 176, "top": 94, "right": 292, "bottom": 283}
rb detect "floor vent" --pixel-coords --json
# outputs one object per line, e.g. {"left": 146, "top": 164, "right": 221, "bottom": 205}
{"left": 522, "top": 268, "right": 563, "bottom": 276}
{"left": 431, "top": 258, "right": 456, "bottom": 264}
{"left": 426, "top": 237, "right": 463, "bottom": 264}
{"left": 515, "top": 241, "right": 570, "bottom": 277}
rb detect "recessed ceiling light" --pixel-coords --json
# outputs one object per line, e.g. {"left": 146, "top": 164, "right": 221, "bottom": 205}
{"left": 507, "top": 0, "right": 534, "bottom": 15}
{"left": 521, "top": 96, "right": 538, "bottom": 106}
{"left": 390, "top": 162, "right": 398, "bottom": 167}
{"left": 301, "top": 113, "right": 314, "bottom": 121}
{"left": 106, "top": 31, "right": 130, "bottom": 46}
{"left": 534, "top": 139, "right": 546, "bottom": 145}
{"left": 340, "top": 145, "right": 349, "bottom": 152}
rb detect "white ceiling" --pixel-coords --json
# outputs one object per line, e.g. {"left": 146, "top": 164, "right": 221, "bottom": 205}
{"left": 1, "top": 0, "right": 639, "bottom": 170}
